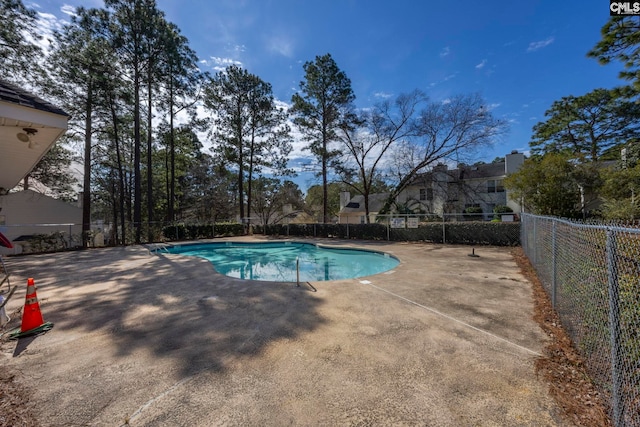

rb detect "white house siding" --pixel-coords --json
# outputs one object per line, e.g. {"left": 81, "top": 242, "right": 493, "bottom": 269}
{"left": 0, "top": 190, "right": 82, "bottom": 253}
{"left": 399, "top": 152, "right": 525, "bottom": 218}
{"left": 338, "top": 193, "right": 390, "bottom": 224}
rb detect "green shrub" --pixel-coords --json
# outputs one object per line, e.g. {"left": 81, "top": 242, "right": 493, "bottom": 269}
{"left": 463, "top": 206, "right": 483, "bottom": 221}
{"left": 493, "top": 205, "right": 514, "bottom": 220}
{"left": 22, "top": 232, "right": 69, "bottom": 253}
{"left": 258, "top": 221, "right": 520, "bottom": 246}
{"left": 162, "top": 222, "right": 244, "bottom": 240}
{"left": 493, "top": 205, "right": 513, "bottom": 214}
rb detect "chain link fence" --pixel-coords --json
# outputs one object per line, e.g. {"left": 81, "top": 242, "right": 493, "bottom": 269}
{"left": 261, "top": 213, "right": 520, "bottom": 246}
{"left": 0, "top": 213, "right": 522, "bottom": 251}
{"left": 521, "top": 213, "right": 640, "bottom": 427}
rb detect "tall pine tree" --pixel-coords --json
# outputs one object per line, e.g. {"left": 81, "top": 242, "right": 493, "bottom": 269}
{"left": 290, "top": 54, "right": 356, "bottom": 223}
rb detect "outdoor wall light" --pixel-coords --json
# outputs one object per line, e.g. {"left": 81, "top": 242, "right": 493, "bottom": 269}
{"left": 16, "top": 128, "right": 38, "bottom": 148}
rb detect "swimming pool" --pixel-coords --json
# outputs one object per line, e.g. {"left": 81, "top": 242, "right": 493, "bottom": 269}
{"left": 162, "top": 241, "right": 399, "bottom": 282}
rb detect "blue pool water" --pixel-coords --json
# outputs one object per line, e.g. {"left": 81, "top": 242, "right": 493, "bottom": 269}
{"left": 162, "top": 241, "right": 399, "bottom": 282}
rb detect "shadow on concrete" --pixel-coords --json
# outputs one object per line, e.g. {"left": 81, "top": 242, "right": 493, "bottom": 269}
{"left": 5, "top": 245, "right": 326, "bottom": 376}
{"left": 12, "top": 335, "right": 37, "bottom": 357}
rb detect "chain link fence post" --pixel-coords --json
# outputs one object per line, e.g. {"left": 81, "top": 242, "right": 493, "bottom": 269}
{"left": 606, "top": 228, "right": 623, "bottom": 427}
{"left": 522, "top": 214, "right": 640, "bottom": 426}
{"left": 532, "top": 215, "right": 537, "bottom": 265}
{"left": 386, "top": 217, "right": 390, "bottom": 241}
{"left": 551, "top": 219, "right": 557, "bottom": 308}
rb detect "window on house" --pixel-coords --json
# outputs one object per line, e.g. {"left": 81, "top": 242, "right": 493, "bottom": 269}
{"left": 346, "top": 202, "right": 359, "bottom": 208}
{"left": 487, "top": 179, "right": 504, "bottom": 193}
{"left": 360, "top": 216, "right": 365, "bottom": 224}
{"left": 419, "top": 188, "right": 433, "bottom": 201}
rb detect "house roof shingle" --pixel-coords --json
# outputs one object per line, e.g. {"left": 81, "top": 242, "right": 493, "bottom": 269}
{"left": 459, "top": 162, "right": 505, "bottom": 180}
{"left": 409, "top": 161, "right": 506, "bottom": 185}
{"left": 0, "top": 79, "right": 69, "bottom": 117}
{"left": 339, "top": 193, "right": 390, "bottom": 214}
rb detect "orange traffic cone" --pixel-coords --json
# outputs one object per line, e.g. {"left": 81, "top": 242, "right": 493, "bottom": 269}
{"left": 21, "top": 278, "right": 45, "bottom": 332}
{"left": 7, "top": 278, "right": 54, "bottom": 338}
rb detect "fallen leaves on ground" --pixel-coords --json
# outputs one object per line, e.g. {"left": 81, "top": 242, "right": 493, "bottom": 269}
{"left": 512, "top": 247, "right": 612, "bottom": 427}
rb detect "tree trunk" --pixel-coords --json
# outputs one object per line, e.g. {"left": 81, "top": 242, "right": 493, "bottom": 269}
{"left": 237, "top": 111, "right": 245, "bottom": 224}
{"left": 322, "top": 156, "right": 328, "bottom": 223}
{"left": 322, "top": 126, "right": 329, "bottom": 224}
{"left": 82, "top": 80, "right": 93, "bottom": 248}
{"left": 133, "top": 67, "right": 142, "bottom": 244}
{"left": 363, "top": 193, "right": 371, "bottom": 224}
{"left": 238, "top": 154, "right": 244, "bottom": 223}
{"left": 168, "top": 66, "right": 176, "bottom": 222}
{"left": 379, "top": 167, "right": 423, "bottom": 215}
{"left": 110, "top": 95, "right": 126, "bottom": 246}
{"left": 146, "top": 65, "right": 153, "bottom": 243}
{"left": 247, "top": 130, "right": 255, "bottom": 229}
{"left": 111, "top": 174, "right": 118, "bottom": 245}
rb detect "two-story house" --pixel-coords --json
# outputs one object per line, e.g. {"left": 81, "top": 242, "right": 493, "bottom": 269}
{"left": 397, "top": 151, "right": 524, "bottom": 217}
{"left": 338, "top": 151, "right": 525, "bottom": 223}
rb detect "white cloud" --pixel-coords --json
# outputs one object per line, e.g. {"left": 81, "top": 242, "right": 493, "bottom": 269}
{"left": 527, "top": 37, "right": 554, "bottom": 52}
{"left": 33, "top": 11, "right": 66, "bottom": 53}
{"left": 439, "top": 46, "right": 450, "bottom": 58}
{"left": 287, "top": 127, "right": 308, "bottom": 160}
{"left": 266, "top": 98, "right": 309, "bottom": 160}
{"left": 201, "top": 56, "right": 243, "bottom": 71}
{"left": 266, "top": 35, "right": 294, "bottom": 57}
{"left": 60, "top": 4, "right": 76, "bottom": 16}
{"left": 503, "top": 112, "right": 520, "bottom": 125}
{"left": 429, "top": 72, "right": 457, "bottom": 88}
{"left": 373, "top": 91, "right": 393, "bottom": 99}
{"left": 475, "top": 59, "right": 487, "bottom": 69}
{"left": 442, "top": 98, "right": 451, "bottom": 105}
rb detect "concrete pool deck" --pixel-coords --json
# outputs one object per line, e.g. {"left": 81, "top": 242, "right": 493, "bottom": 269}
{"left": 1, "top": 237, "right": 566, "bottom": 426}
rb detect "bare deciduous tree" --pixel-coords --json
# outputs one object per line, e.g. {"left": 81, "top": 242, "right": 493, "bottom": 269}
{"left": 379, "top": 93, "right": 507, "bottom": 214}
{"left": 335, "top": 90, "right": 425, "bottom": 222}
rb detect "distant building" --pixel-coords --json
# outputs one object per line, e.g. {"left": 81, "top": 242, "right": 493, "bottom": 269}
{"left": 338, "top": 192, "right": 390, "bottom": 224}
{"left": 337, "top": 151, "right": 525, "bottom": 223}
{"left": 398, "top": 151, "right": 525, "bottom": 218}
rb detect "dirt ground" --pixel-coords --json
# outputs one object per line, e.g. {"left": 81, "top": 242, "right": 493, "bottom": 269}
{"left": 511, "top": 248, "right": 611, "bottom": 427}
{"left": 0, "top": 242, "right": 610, "bottom": 426}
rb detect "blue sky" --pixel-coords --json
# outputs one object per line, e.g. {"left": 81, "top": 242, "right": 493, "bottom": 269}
{"left": 32, "top": 0, "right": 623, "bottom": 190}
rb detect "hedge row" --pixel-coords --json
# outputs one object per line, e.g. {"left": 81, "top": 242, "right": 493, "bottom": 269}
{"left": 162, "top": 223, "right": 245, "bottom": 240}
{"left": 255, "top": 222, "right": 520, "bottom": 246}
{"left": 257, "top": 223, "right": 389, "bottom": 240}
